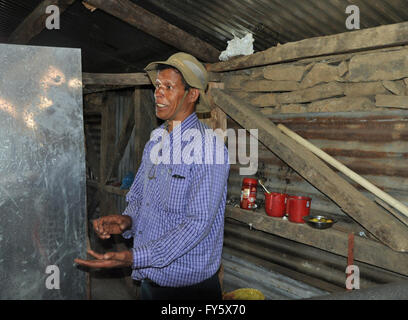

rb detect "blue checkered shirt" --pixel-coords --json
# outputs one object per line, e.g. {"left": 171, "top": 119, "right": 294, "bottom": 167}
{"left": 122, "top": 113, "right": 229, "bottom": 287}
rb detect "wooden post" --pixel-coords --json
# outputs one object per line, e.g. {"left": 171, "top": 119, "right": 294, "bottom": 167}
{"left": 211, "top": 89, "right": 408, "bottom": 252}
{"left": 99, "top": 93, "right": 117, "bottom": 216}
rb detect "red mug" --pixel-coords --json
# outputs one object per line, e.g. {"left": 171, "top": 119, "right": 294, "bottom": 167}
{"left": 265, "top": 192, "right": 288, "bottom": 217}
{"left": 286, "top": 195, "right": 312, "bottom": 223}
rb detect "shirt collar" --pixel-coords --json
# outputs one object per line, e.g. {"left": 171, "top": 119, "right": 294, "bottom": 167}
{"left": 164, "top": 112, "right": 199, "bottom": 135}
{"left": 150, "top": 112, "right": 199, "bottom": 141}
{"left": 177, "top": 112, "right": 199, "bottom": 133}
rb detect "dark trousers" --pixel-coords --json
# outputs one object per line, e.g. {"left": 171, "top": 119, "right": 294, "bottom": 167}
{"left": 140, "top": 271, "right": 222, "bottom": 300}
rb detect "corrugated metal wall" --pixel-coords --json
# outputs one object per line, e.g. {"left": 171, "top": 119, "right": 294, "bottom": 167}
{"left": 223, "top": 219, "right": 408, "bottom": 297}
{"left": 227, "top": 110, "right": 408, "bottom": 219}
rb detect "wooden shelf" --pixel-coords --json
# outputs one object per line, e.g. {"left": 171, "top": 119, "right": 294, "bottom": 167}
{"left": 225, "top": 205, "right": 408, "bottom": 276}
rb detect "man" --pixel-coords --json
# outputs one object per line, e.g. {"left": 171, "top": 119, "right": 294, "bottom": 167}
{"left": 75, "top": 52, "right": 230, "bottom": 300}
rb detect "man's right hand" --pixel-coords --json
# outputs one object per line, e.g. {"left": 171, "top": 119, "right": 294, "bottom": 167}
{"left": 93, "top": 215, "right": 132, "bottom": 239}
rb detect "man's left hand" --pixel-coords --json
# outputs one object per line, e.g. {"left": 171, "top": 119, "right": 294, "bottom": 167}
{"left": 74, "top": 249, "right": 133, "bottom": 268}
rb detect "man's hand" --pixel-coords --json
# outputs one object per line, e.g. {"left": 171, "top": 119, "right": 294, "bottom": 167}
{"left": 93, "top": 214, "right": 132, "bottom": 239}
{"left": 74, "top": 249, "right": 133, "bottom": 269}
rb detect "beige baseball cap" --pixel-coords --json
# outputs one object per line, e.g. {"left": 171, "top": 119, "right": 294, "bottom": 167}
{"left": 144, "top": 52, "right": 211, "bottom": 113}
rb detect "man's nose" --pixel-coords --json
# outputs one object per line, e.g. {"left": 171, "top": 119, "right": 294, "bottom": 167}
{"left": 155, "top": 86, "right": 164, "bottom": 97}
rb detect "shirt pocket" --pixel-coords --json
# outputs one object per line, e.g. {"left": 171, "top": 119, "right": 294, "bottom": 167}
{"left": 164, "top": 165, "right": 191, "bottom": 214}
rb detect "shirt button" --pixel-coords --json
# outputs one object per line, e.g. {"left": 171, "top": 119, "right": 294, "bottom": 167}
{"left": 138, "top": 231, "right": 142, "bottom": 235}
{"left": 146, "top": 202, "right": 149, "bottom": 207}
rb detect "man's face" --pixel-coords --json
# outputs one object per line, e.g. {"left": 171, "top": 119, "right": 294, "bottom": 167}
{"left": 154, "top": 68, "right": 188, "bottom": 121}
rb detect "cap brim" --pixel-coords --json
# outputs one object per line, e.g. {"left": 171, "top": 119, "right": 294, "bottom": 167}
{"left": 144, "top": 61, "right": 187, "bottom": 84}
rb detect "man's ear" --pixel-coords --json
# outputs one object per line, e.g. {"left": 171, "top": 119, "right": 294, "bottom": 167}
{"left": 187, "top": 88, "right": 200, "bottom": 104}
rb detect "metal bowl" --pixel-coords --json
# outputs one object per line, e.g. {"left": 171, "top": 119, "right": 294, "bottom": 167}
{"left": 303, "top": 215, "right": 336, "bottom": 229}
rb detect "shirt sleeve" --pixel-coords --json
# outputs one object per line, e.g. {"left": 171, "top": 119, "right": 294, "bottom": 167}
{"left": 121, "top": 147, "right": 147, "bottom": 239}
{"left": 131, "top": 146, "right": 229, "bottom": 269}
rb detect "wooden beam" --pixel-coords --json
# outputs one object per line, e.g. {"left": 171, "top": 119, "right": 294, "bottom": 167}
{"left": 83, "top": 85, "right": 134, "bottom": 95}
{"left": 225, "top": 206, "right": 408, "bottom": 277}
{"left": 83, "top": 0, "right": 220, "bottom": 62}
{"left": 82, "top": 72, "right": 151, "bottom": 86}
{"left": 211, "top": 89, "right": 408, "bottom": 252}
{"left": 8, "top": 0, "right": 76, "bottom": 44}
{"left": 207, "top": 21, "right": 408, "bottom": 72}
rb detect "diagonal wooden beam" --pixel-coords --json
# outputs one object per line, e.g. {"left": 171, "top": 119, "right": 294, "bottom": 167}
{"left": 9, "top": 0, "right": 76, "bottom": 44}
{"left": 83, "top": 0, "right": 220, "bottom": 62}
{"left": 211, "top": 89, "right": 408, "bottom": 252}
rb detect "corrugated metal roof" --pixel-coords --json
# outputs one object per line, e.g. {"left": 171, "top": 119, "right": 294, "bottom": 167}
{"left": 138, "top": 0, "right": 408, "bottom": 51}
{"left": 1, "top": 0, "right": 408, "bottom": 71}
{"left": 0, "top": 0, "right": 43, "bottom": 37}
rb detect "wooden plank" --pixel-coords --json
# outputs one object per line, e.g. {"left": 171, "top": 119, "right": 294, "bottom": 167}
{"left": 375, "top": 95, "right": 408, "bottom": 109}
{"left": 82, "top": 72, "right": 151, "bottom": 86}
{"left": 83, "top": 85, "right": 134, "bottom": 95}
{"left": 242, "top": 80, "right": 300, "bottom": 92}
{"left": 211, "top": 89, "right": 408, "bottom": 252}
{"left": 8, "top": 0, "right": 76, "bottom": 44}
{"left": 225, "top": 206, "right": 408, "bottom": 277}
{"left": 348, "top": 49, "right": 408, "bottom": 82}
{"left": 251, "top": 93, "right": 278, "bottom": 107}
{"left": 344, "top": 82, "right": 388, "bottom": 97}
{"left": 263, "top": 64, "right": 306, "bottom": 81}
{"left": 382, "top": 80, "right": 406, "bottom": 96}
{"left": 276, "top": 82, "right": 345, "bottom": 104}
{"left": 83, "top": 0, "right": 220, "bottom": 62}
{"left": 207, "top": 21, "right": 408, "bottom": 72}
{"left": 299, "top": 63, "right": 341, "bottom": 89}
{"left": 280, "top": 104, "right": 308, "bottom": 114}
{"left": 308, "top": 97, "right": 375, "bottom": 113}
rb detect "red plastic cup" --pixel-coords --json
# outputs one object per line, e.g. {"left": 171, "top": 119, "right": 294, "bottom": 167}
{"left": 287, "top": 195, "right": 312, "bottom": 223}
{"left": 264, "top": 192, "right": 288, "bottom": 217}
